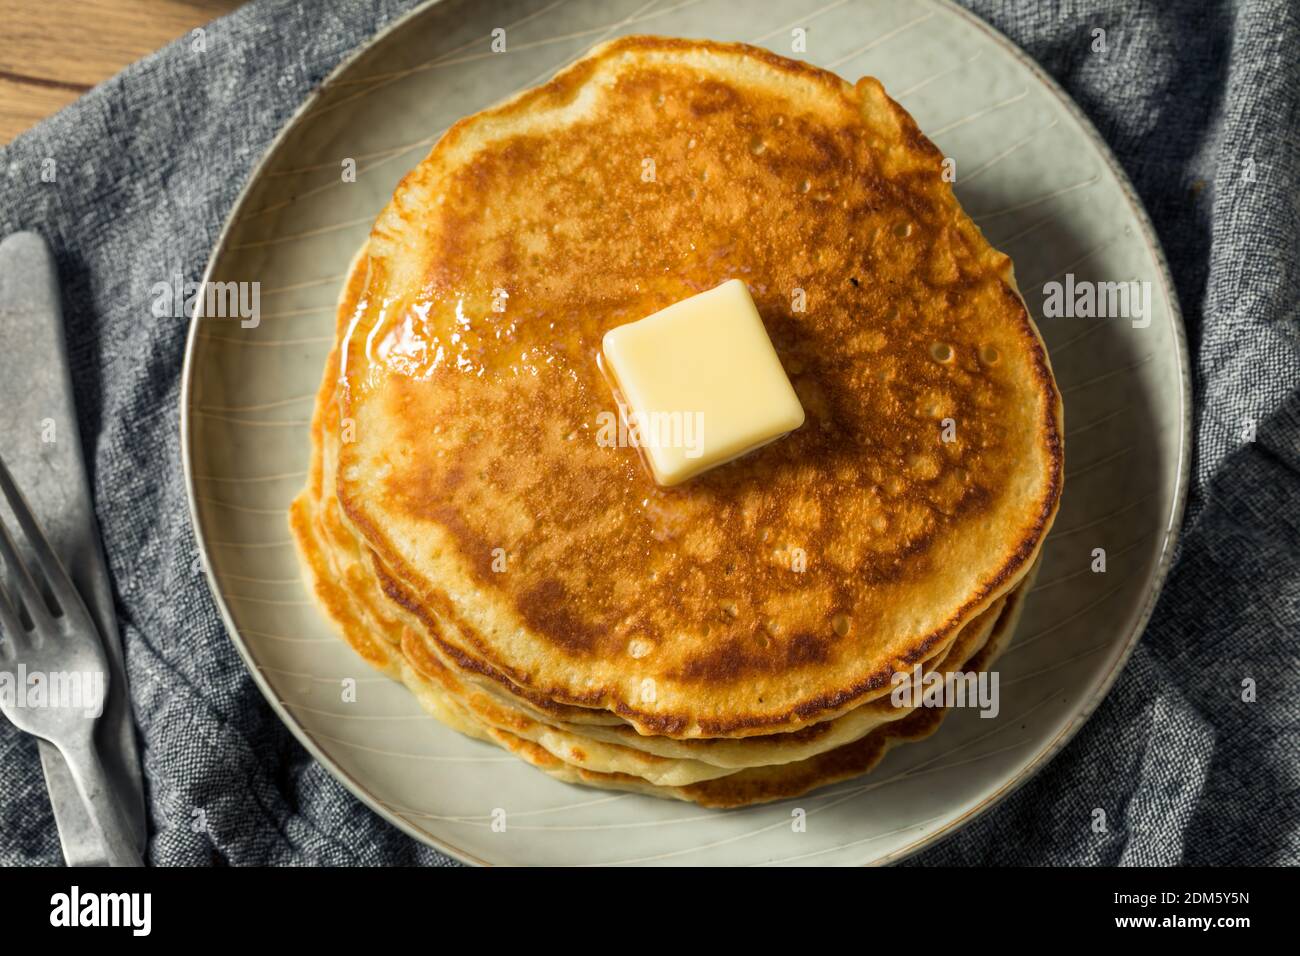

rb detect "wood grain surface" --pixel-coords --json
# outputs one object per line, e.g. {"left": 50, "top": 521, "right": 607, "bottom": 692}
{"left": 0, "top": 0, "right": 244, "bottom": 144}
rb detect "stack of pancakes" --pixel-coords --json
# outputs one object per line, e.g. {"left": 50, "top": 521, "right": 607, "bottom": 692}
{"left": 290, "top": 37, "right": 1063, "bottom": 808}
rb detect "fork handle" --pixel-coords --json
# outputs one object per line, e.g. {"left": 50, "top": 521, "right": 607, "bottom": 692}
{"left": 59, "top": 737, "right": 143, "bottom": 867}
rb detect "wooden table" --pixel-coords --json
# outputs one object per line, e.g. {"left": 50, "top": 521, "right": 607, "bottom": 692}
{"left": 0, "top": 0, "right": 244, "bottom": 144}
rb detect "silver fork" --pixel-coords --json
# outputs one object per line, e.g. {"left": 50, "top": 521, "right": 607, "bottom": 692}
{"left": 0, "top": 454, "right": 140, "bottom": 866}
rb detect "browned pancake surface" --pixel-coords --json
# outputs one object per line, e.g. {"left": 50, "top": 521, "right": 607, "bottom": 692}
{"left": 333, "top": 36, "right": 1063, "bottom": 737}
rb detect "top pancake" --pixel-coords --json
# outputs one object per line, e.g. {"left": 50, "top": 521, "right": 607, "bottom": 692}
{"left": 336, "top": 36, "right": 1063, "bottom": 738}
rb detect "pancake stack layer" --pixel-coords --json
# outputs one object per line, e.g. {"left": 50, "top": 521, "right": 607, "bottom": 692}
{"left": 289, "top": 37, "right": 1063, "bottom": 807}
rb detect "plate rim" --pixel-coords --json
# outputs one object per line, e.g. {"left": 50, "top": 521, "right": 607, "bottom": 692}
{"left": 179, "top": 0, "right": 1192, "bottom": 867}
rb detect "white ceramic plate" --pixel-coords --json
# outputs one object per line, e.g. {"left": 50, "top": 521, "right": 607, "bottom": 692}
{"left": 182, "top": 0, "right": 1189, "bottom": 866}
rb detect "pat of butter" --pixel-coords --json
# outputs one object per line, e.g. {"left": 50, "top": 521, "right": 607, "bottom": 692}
{"left": 602, "top": 279, "right": 805, "bottom": 486}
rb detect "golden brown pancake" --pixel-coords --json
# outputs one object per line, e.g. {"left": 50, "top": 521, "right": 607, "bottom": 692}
{"left": 325, "top": 36, "right": 1062, "bottom": 740}
{"left": 292, "top": 250, "right": 1022, "bottom": 788}
{"left": 551, "top": 574, "right": 1029, "bottom": 808}
{"left": 295, "top": 446, "right": 1027, "bottom": 796}
{"left": 430, "top": 570, "right": 1031, "bottom": 808}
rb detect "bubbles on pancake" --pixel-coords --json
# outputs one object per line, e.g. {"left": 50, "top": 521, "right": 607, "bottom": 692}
{"left": 930, "top": 341, "right": 954, "bottom": 363}
{"left": 831, "top": 613, "right": 853, "bottom": 637}
{"left": 980, "top": 344, "right": 1002, "bottom": 366}
{"left": 894, "top": 221, "right": 913, "bottom": 239}
{"left": 749, "top": 135, "right": 767, "bottom": 156}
